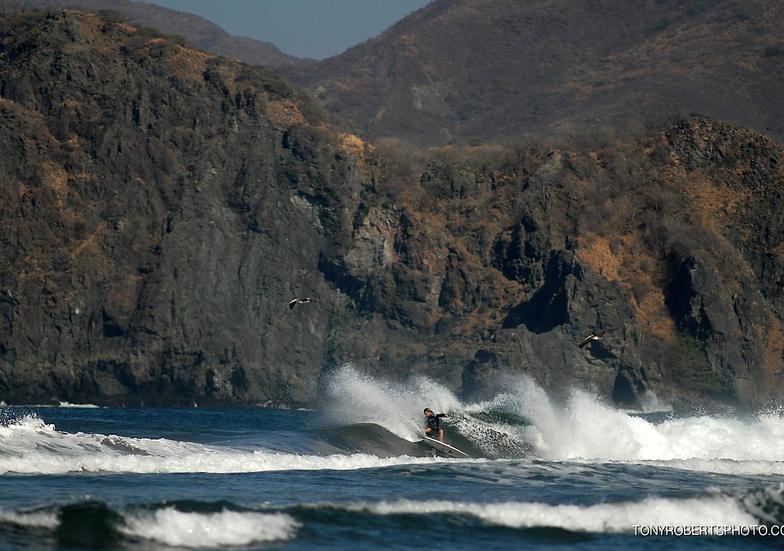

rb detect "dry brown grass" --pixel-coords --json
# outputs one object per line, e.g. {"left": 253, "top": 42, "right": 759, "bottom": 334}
{"left": 683, "top": 173, "right": 750, "bottom": 231}
{"left": 41, "top": 162, "right": 68, "bottom": 198}
{"left": 577, "top": 231, "right": 675, "bottom": 339}
{"left": 338, "top": 133, "right": 369, "bottom": 158}
{"left": 104, "top": 273, "right": 143, "bottom": 312}
{"left": 636, "top": 289, "right": 675, "bottom": 340}
{"left": 169, "top": 46, "right": 213, "bottom": 81}
{"left": 576, "top": 232, "right": 622, "bottom": 281}
{"left": 265, "top": 100, "right": 305, "bottom": 129}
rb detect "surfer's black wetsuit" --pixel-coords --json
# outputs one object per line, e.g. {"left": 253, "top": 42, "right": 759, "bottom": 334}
{"left": 426, "top": 413, "right": 447, "bottom": 436}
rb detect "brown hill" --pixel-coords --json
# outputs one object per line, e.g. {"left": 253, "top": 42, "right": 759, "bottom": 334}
{"left": 291, "top": 0, "right": 784, "bottom": 146}
{"left": 0, "top": 0, "right": 303, "bottom": 69}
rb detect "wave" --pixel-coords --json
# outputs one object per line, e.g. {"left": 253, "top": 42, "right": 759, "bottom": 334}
{"left": 322, "top": 365, "right": 461, "bottom": 442}
{"left": 322, "top": 366, "right": 532, "bottom": 458}
{"left": 315, "top": 422, "right": 433, "bottom": 457}
{"left": 0, "top": 415, "right": 474, "bottom": 475}
{"left": 3, "top": 365, "right": 784, "bottom": 475}
{"left": 2, "top": 486, "right": 781, "bottom": 548}
{"left": 0, "top": 510, "right": 59, "bottom": 529}
{"left": 337, "top": 496, "right": 756, "bottom": 532}
{"left": 321, "top": 365, "right": 784, "bottom": 470}
{"left": 304, "top": 485, "right": 784, "bottom": 532}
{"left": 120, "top": 508, "right": 299, "bottom": 547}
{"left": 0, "top": 501, "right": 298, "bottom": 549}
{"left": 636, "top": 459, "right": 784, "bottom": 476}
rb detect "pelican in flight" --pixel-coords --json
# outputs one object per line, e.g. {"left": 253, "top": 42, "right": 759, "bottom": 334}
{"left": 577, "top": 329, "right": 609, "bottom": 349}
{"left": 288, "top": 297, "right": 317, "bottom": 310}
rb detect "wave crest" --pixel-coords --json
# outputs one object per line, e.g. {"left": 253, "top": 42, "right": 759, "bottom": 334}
{"left": 121, "top": 508, "right": 299, "bottom": 547}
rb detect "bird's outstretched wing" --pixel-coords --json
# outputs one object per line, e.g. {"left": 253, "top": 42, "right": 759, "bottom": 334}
{"left": 577, "top": 335, "right": 593, "bottom": 349}
{"left": 577, "top": 329, "right": 610, "bottom": 349}
{"left": 289, "top": 297, "right": 318, "bottom": 310}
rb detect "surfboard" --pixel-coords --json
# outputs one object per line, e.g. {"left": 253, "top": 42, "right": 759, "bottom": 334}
{"left": 420, "top": 435, "right": 470, "bottom": 458}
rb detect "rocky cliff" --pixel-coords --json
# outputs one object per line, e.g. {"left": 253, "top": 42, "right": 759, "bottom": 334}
{"left": 0, "top": 10, "right": 367, "bottom": 405}
{"left": 320, "top": 118, "right": 784, "bottom": 409}
{"left": 0, "top": 10, "right": 782, "bottom": 409}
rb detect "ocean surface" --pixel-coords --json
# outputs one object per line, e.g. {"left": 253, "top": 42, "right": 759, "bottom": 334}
{"left": 1, "top": 366, "right": 783, "bottom": 550}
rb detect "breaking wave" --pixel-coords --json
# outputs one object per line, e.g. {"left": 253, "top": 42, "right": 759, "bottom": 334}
{"left": 120, "top": 508, "right": 299, "bottom": 547}
{"left": 338, "top": 495, "right": 756, "bottom": 531}
{"left": 320, "top": 365, "right": 784, "bottom": 473}
{"left": 305, "top": 485, "right": 784, "bottom": 533}
{"left": 0, "top": 502, "right": 297, "bottom": 549}
{"left": 2, "top": 365, "right": 783, "bottom": 475}
{"left": 0, "top": 415, "right": 470, "bottom": 475}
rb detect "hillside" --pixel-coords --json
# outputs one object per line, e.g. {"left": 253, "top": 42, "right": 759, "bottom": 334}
{"left": 0, "top": 9, "right": 781, "bottom": 409}
{"left": 0, "top": 0, "right": 303, "bottom": 69}
{"left": 292, "top": 0, "right": 784, "bottom": 146}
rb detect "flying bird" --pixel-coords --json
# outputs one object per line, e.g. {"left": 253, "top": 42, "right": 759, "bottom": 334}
{"left": 577, "top": 329, "right": 609, "bottom": 349}
{"left": 288, "top": 297, "right": 317, "bottom": 310}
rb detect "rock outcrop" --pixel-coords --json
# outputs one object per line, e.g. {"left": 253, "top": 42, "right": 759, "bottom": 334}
{"left": 0, "top": 10, "right": 367, "bottom": 405}
{"left": 320, "top": 118, "right": 784, "bottom": 409}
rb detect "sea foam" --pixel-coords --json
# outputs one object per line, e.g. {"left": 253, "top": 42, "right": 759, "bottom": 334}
{"left": 0, "top": 415, "right": 472, "bottom": 474}
{"left": 120, "top": 508, "right": 299, "bottom": 547}
{"left": 4, "top": 365, "right": 784, "bottom": 476}
{"left": 322, "top": 365, "right": 784, "bottom": 474}
{"left": 0, "top": 509, "right": 59, "bottom": 529}
{"left": 342, "top": 495, "right": 757, "bottom": 532}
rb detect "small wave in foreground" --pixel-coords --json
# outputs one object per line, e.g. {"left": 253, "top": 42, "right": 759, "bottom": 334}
{"left": 0, "top": 486, "right": 781, "bottom": 548}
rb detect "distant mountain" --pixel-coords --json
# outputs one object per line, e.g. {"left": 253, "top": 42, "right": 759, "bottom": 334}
{"left": 292, "top": 0, "right": 784, "bottom": 145}
{"left": 0, "top": 0, "right": 303, "bottom": 69}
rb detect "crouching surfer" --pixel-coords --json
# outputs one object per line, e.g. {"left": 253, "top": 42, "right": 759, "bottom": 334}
{"left": 424, "top": 408, "right": 448, "bottom": 442}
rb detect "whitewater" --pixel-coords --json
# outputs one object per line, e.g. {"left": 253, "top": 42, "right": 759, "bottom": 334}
{"left": 1, "top": 365, "right": 782, "bottom": 550}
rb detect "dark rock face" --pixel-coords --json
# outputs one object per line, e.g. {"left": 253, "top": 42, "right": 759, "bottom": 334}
{"left": 0, "top": 11, "right": 366, "bottom": 406}
{"left": 0, "top": 11, "right": 782, "bottom": 410}
{"left": 493, "top": 215, "right": 547, "bottom": 288}
{"left": 502, "top": 252, "right": 579, "bottom": 334}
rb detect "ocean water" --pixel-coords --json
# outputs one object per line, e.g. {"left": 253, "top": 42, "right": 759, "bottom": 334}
{"left": 1, "top": 366, "right": 783, "bottom": 550}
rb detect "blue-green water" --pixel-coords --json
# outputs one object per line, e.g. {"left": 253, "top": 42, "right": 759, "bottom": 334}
{"left": 1, "top": 369, "right": 783, "bottom": 550}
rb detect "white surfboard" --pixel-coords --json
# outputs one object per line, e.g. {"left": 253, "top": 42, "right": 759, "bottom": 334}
{"left": 421, "top": 435, "right": 470, "bottom": 458}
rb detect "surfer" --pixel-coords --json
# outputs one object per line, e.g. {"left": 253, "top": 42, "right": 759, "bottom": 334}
{"left": 424, "top": 408, "right": 448, "bottom": 442}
